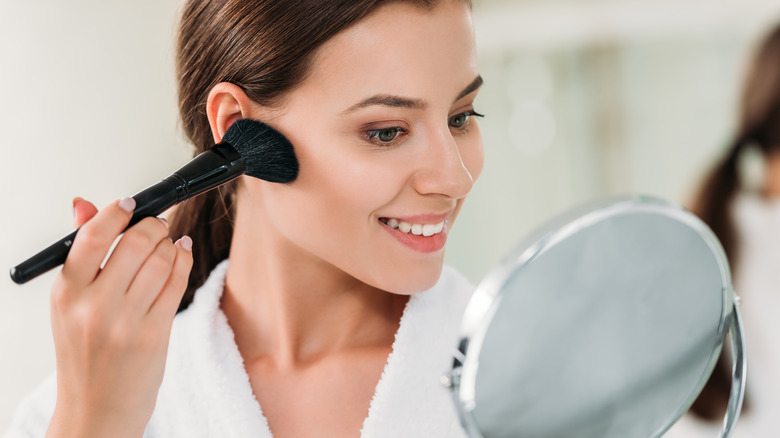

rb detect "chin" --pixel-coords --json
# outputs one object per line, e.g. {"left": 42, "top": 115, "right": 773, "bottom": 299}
{"left": 375, "top": 261, "right": 445, "bottom": 295}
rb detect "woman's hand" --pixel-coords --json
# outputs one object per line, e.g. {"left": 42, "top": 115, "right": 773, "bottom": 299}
{"left": 45, "top": 197, "right": 193, "bottom": 438}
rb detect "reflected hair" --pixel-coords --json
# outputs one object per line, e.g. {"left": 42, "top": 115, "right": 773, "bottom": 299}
{"left": 170, "top": 0, "right": 471, "bottom": 312}
{"left": 689, "top": 22, "right": 780, "bottom": 420}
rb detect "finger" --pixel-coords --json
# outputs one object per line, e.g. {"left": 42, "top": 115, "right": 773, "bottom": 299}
{"left": 148, "top": 236, "right": 193, "bottom": 321}
{"left": 125, "top": 238, "right": 177, "bottom": 313}
{"left": 97, "top": 216, "right": 171, "bottom": 294}
{"left": 62, "top": 197, "right": 135, "bottom": 287}
{"left": 72, "top": 197, "right": 98, "bottom": 228}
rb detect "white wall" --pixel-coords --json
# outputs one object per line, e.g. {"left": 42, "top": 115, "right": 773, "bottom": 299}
{"left": 446, "top": 0, "right": 780, "bottom": 282}
{"left": 0, "top": 0, "right": 190, "bottom": 429}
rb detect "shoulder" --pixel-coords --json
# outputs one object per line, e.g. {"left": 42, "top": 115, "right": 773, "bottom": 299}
{"left": 164, "top": 258, "right": 230, "bottom": 383}
{"left": 4, "top": 373, "right": 56, "bottom": 438}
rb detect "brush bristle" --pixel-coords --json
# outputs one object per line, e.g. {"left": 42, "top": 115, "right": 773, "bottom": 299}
{"left": 221, "top": 118, "right": 299, "bottom": 183}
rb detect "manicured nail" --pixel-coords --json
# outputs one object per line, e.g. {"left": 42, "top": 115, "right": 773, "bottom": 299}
{"left": 118, "top": 197, "right": 136, "bottom": 213}
{"left": 72, "top": 197, "right": 84, "bottom": 215}
{"left": 180, "top": 235, "right": 193, "bottom": 252}
{"left": 158, "top": 217, "right": 169, "bottom": 228}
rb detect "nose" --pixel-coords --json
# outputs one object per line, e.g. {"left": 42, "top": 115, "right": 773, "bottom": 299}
{"left": 411, "top": 128, "right": 475, "bottom": 200}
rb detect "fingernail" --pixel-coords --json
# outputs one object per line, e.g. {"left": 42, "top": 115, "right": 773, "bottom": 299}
{"left": 180, "top": 235, "right": 193, "bottom": 252}
{"left": 118, "top": 197, "right": 136, "bottom": 213}
{"left": 72, "top": 197, "right": 84, "bottom": 214}
{"left": 158, "top": 217, "right": 169, "bottom": 228}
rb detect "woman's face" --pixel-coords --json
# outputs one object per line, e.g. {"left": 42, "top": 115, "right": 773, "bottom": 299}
{"left": 242, "top": 0, "right": 483, "bottom": 294}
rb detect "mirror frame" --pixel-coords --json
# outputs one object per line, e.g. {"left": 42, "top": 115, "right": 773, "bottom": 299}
{"left": 443, "top": 195, "right": 747, "bottom": 438}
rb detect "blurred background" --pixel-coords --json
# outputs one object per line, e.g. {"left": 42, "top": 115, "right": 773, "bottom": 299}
{"left": 2, "top": 0, "right": 780, "bottom": 432}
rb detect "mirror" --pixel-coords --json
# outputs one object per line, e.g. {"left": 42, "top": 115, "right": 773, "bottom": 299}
{"left": 444, "top": 195, "right": 746, "bottom": 438}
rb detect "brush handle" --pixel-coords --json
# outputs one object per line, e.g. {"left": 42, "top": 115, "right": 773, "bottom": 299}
{"left": 10, "top": 180, "right": 179, "bottom": 285}
{"left": 10, "top": 143, "right": 245, "bottom": 285}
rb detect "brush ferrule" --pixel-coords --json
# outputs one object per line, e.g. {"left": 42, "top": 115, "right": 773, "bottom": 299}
{"left": 170, "top": 142, "right": 246, "bottom": 201}
{"left": 163, "top": 174, "right": 189, "bottom": 202}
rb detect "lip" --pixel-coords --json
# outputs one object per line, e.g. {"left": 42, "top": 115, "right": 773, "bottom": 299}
{"left": 378, "top": 210, "right": 452, "bottom": 254}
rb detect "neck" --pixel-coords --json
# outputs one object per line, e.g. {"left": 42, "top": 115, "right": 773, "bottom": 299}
{"left": 221, "top": 189, "right": 408, "bottom": 369}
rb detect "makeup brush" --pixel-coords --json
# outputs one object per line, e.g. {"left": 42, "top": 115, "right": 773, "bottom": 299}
{"left": 10, "top": 118, "right": 298, "bottom": 285}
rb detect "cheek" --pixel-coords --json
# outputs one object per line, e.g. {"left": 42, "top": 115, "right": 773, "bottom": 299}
{"left": 462, "top": 128, "right": 485, "bottom": 184}
{"left": 261, "top": 145, "right": 409, "bottom": 254}
{"left": 447, "top": 129, "right": 484, "bottom": 227}
{"left": 298, "top": 149, "right": 406, "bottom": 219}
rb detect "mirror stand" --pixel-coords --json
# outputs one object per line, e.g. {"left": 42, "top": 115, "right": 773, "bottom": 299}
{"left": 721, "top": 299, "right": 746, "bottom": 437}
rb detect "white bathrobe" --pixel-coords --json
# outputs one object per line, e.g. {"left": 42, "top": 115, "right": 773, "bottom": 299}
{"left": 5, "top": 261, "right": 474, "bottom": 438}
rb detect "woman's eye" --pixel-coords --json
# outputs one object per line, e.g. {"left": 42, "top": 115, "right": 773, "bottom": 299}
{"left": 448, "top": 110, "right": 484, "bottom": 129}
{"left": 367, "top": 127, "right": 406, "bottom": 143}
{"left": 449, "top": 113, "right": 468, "bottom": 128}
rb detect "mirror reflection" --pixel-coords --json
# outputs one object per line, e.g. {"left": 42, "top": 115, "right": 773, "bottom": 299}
{"left": 448, "top": 197, "right": 746, "bottom": 438}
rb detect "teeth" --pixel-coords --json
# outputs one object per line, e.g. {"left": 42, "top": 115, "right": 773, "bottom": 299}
{"left": 382, "top": 218, "right": 446, "bottom": 237}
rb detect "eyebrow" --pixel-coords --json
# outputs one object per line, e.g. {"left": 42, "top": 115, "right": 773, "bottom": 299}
{"left": 343, "top": 74, "right": 484, "bottom": 114}
{"left": 456, "top": 75, "right": 484, "bottom": 101}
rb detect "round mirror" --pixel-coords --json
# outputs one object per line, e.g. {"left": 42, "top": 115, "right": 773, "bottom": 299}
{"left": 445, "top": 195, "right": 746, "bottom": 438}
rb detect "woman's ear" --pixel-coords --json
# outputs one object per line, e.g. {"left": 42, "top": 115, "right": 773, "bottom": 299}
{"left": 206, "top": 82, "right": 255, "bottom": 143}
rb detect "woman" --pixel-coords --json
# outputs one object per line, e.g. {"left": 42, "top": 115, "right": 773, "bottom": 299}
{"left": 6, "top": 0, "right": 484, "bottom": 437}
{"left": 669, "top": 22, "right": 780, "bottom": 437}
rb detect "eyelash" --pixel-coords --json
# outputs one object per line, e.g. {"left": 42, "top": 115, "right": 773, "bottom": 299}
{"left": 364, "top": 109, "right": 485, "bottom": 147}
{"left": 449, "top": 109, "right": 484, "bottom": 133}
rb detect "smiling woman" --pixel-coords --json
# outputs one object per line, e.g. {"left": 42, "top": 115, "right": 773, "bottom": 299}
{"left": 5, "top": 1, "right": 484, "bottom": 438}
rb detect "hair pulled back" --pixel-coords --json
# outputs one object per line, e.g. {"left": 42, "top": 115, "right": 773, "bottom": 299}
{"left": 688, "top": 23, "right": 780, "bottom": 420}
{"left": 171, "top": 0, "right": 459, "bottom": 311}
{"left": 692, "top": 24, "right": 780, "bottom": 264}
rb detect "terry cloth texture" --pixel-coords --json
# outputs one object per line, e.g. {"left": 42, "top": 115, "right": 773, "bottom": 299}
{"left": 6, "top": 260, "right": 474, "bottom": 438}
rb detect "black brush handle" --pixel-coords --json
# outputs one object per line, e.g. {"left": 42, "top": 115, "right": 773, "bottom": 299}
{"left": 10, "top": 143, "right": 245, "bottom": 285}
{"left": 10, "top": 231, "right": 78, "bottom": 285}
{"left": 10, "top": 180, "right": 179, "bottom": 285}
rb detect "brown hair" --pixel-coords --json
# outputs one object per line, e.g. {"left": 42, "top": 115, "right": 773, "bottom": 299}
{"left": 688, "top": 23, "right": 780, "bottom": 420}
{"left": 170, "top": 0, "right": 468, "bottom": 311}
